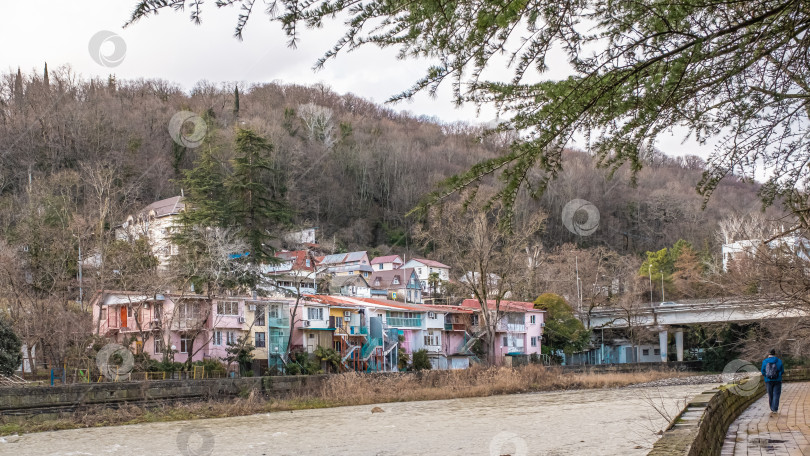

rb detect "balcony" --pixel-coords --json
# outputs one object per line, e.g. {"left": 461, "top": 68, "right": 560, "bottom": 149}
{"left": 267, "top": 334, "right": 289, "bottom": 354}
{"left": 444, "top": 323, "right": 466, "bottom": 331}
{"left": 387, "top": 317, "right": 422, "bottom": 328}
{"left": 350, "top": 326, "right": 369, "bottom": 336}
{"left": 268, "top": 316, "right": 290, "bottom": 328}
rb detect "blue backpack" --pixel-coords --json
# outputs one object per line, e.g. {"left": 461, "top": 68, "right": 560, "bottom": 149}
{"left": 765, "top": 360, "right": 779, "bottom": 380}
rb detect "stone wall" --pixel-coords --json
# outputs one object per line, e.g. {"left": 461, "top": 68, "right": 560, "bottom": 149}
{"left": 0, "top": 375, "right": 328, "bottom": 416}
{"left": 648, "top": 368, "right": 809, "bottom": 456}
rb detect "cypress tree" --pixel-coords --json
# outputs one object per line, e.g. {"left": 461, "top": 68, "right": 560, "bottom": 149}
{"left": 226, "top": 128, "right": 292, "bottom": 263}
{"left": 0, "top": 317, "right": 23, "bottom": 376}
{"left": 43, "top": 62, "right": 49, "bottom": 90}
{"left": 233, "top": 86, "right": 240, "bottom": 118}
{"left": 13, "top": 68, "right": 23, "bottom": 106}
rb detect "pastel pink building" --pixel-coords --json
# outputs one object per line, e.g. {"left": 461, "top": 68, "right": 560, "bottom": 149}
{"left": 461, "top": 299, "right": 545, "bottom": 364}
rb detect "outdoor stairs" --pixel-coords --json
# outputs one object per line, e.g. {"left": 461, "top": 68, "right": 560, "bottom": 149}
{"left": 460, "top": 330, "right": 486, "bottom": 354}
{"left": 341, "top": 344, "right": 359, "bottom": 364}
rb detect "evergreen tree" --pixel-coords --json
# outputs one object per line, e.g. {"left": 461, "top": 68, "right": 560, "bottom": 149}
{"left": 226, "top": 128, "right": 292, "bottom": 264}
{"left": 13, "top": 68, "right": 23, "bottom": 106}
{"left": 533, "top": 293, "right": 590, "bottom": 360}
{"left": 0, "top": 318, "right": 23, "bottom": 376}
{"left": 233, "top": 86, "right": 240, "bottom": 117}
{"left": 43, "top": 62, "right": 49, "bottom": 90}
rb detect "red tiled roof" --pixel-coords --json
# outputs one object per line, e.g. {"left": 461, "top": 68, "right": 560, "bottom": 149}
{"left": 275, "top": 250, "right": 315, "bottom": 271}
{"left": 461, "top": 299, "right": 544, "bottom": 313}
{"left": 408, "top": 258, "right": 450, "bottom": 269}
{"left": 370, "top": 255, "right": 403, "bottom": 265}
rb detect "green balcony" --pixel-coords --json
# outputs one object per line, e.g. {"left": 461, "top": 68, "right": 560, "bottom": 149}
{"left": 387, "top": 317, "right": 422, "bottom": 327}
{"left": 350, "top": 326, "right": 369, "bottom": 336}
{"left": 268, "top": 316, "right": 290, "bottom": 328}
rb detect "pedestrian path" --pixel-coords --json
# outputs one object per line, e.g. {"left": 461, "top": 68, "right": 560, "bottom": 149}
{"left": 722, "top": 382, "right": 810, "bottom": 455}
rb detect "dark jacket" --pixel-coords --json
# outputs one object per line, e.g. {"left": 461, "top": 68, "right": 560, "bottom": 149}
{"left": 761, "top": 356, "right": 784, "bottom": 382}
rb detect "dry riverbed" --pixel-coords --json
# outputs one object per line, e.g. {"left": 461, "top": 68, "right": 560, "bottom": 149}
{"left": 2, "top": 382, "right": 717, "bottom": 456}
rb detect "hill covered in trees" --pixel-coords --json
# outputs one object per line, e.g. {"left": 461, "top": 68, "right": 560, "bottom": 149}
{"left": 0, "top": 65, "right": 781, "bottom": 257}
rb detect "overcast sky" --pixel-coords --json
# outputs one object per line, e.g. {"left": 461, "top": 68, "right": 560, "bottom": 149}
{"left": 2, "top": 0, "right": 711, "bottom": 158}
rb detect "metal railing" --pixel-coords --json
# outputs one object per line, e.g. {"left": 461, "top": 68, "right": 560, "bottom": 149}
{"left": 387, "top": 317, "right": 422, "bottom": 327}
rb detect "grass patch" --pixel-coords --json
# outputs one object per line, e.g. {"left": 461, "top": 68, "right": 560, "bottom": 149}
{"left": 0, "top": 365, "right": 691, "bottom": 436}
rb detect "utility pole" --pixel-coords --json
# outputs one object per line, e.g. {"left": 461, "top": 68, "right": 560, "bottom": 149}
{"left": 77, "top": 238, "right": 83, "bottom": 308}
{"left": 648, "top": 264, "right": 653, "bottom": 303}
{"left": 661, "top": 273, "right": 665, "bottom": 301}
{"left": 575, "top": 256, "right": 581, "bottom": 312}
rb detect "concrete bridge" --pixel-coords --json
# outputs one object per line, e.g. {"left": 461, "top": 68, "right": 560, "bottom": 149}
{"left": 580, "top": 298, "right": 809, "bottom": 364}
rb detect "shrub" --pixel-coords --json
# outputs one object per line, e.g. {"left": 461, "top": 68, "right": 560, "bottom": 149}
{"left": 411, "top": 349, "right": 432, "bottom": 371}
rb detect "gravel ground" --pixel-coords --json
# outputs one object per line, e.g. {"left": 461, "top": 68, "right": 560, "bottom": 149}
{"left": 626, "top": 372, "right": 757, "bottom": 388}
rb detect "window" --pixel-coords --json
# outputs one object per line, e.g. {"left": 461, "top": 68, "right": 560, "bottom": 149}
{"left": 363, "top": 272, "right": 369, "bottom": 278}
{"left": 154, "top": 339, "right": 163, "bottom": 353}
{"left": 127, "top": 306, "right": 134, "bottom": 318}
{"left": 530, "top": 315, "right": 536, "bottom": 324}
{"left": 307, "top": 307, "right": 324, "bottom": 320}
{"left": 374, "top": 278, "right": 381, "bottom": 286}
{"left": 471, "top": 314, "right": 480, "bottom": 326}
{"left": 503, "top": 336, "right": 509, "bottom": 346}
{"left": 253, "top": 304, "right": 265, "bottom": 326}
{"left": 654, "top": 348, "right": 661, "bottom": 356}
{"left": 268, "top": 305, "right": 280, "bottom": 319}
{"left": 418, "top": 268, "right": 423, "bottom": 275}
{"left": 255, "top": 332, "right": 266, "bottom": 348}
{"left": 642, "top": 349, "right": 650, "bottom": 356}
{"left": 101, "top": 308, "right": 108, "bottom": 320}
{"left": 217, "top": 301, "right": 238, "bottom": 316}
{"left": 309, "top": 333, "right": 315, "bottom": 339}
{"left": 213, "top": 331, "right": 222, "bottom": 346}
{"left": 179, "top": 302, "right": 198, "bottom": 320}
{"left": 392, "top": 276, "right": 400, "bottom": 285}
{"left": 306, "top": 258, "right": 311, "bottom": 267}
{"left": 424, "top": 331, "right": 440, "bottom": 346}
{"left": 226, "top": 331, "right": 237, "bottom": 345}
{"left": 530, "top": 337, "right": 537, "bottom": 347}
{"left": 378, "top": 264, "right": 383, "bottom": 270}
{"left": 180, "top": 337, "right": 192, "bottom": 353}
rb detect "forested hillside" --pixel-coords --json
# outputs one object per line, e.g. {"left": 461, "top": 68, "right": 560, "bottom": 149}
{"left": 0, "top": 65, "right": 781, "bottom": 256}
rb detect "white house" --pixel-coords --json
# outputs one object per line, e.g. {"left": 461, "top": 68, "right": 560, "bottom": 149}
{"left": 370, "top": 255, "right": 403, "bottom": 271}
{"left": 116, "top": 196, "right": 184, "bottom": 269}
{"left": 722, "top": 235, "right": 810, "bottom": 272}
{"left": 403, "top": 258, "right": 451, "bottom": 294}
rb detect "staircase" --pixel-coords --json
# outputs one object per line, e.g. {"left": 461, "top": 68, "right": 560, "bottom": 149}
{"left": 361, "top": 337, "right": 383, "bottom": 361}
{"left": 459, "top": 330, "right": 486, "bottom": 354}
{"left": 341, "top": 344, "right": 359, "bottom": 370}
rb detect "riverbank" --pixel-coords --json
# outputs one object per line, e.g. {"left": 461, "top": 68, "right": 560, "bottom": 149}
{"left": 0, "top": 365, "right": 693, "bottom": 436}
{"left": 4, "top": 382, "right": 717, "bottom": 456}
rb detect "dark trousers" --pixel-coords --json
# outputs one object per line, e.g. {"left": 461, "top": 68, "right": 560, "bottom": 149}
{"left": 766, "top": 381, "right": 782, "bottom": 412}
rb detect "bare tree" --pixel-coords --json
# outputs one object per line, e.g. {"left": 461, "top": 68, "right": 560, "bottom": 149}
{"left": 414, "top": 195, "right": 545, "bottom": 365}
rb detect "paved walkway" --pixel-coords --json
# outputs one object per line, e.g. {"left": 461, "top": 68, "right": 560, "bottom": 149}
{"left": 722, "top": 382, "right": 810, "bottom": 455}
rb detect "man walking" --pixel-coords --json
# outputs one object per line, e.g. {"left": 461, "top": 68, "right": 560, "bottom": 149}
{"left": 761, "top": 349, "right": 784, "bottom": 414}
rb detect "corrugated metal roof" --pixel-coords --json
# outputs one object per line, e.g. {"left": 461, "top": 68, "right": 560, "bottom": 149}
{"left": 139, "top": 196, "right": 184, "bottom": 218}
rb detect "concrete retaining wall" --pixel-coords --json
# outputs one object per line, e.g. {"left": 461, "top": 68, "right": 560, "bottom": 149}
{"left": 0, "top": 375, "right": 328, "bottom": 415}
{"left": 649, "top": 368, "right": 809, "bottom": 456}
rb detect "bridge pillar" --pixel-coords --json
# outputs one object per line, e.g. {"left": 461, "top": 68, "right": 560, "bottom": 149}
{"left": 674, "top": 329, "right": 684, "bottom": 362}
{"left": 658, "top": 329, "right": 668, "bottom": 362}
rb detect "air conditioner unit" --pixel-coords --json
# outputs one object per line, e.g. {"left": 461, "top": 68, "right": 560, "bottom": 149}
{"left": 238, "top": 316, "right": 246, "bottom": 323}
{"left": 343, "top": 311, "right": 351, "bottom": 317}
{"left": 343, "top": 316, "right": 351, "bottom": 322}
{"left": 248, "top": 304, "right": 256, "bottom": 311}
{"left": 428, "top": 312, "right": 436, "bottom": 319}
{"left": 304, "top": 320, "right": 311, "bottom": 327}
{"left": 540, "top": 322, "right": 546, "bottom": 327}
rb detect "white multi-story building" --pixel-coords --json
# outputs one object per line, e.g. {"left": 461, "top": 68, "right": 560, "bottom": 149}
{"left": 116, "top": 196, "right": 184, "bottom": 269}
{"left": 403, "top": 258, "right": 451, "bottom": 294}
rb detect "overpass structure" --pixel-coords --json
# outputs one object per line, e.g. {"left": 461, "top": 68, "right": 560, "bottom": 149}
{"left": 580, "top": 298, "right": 809, "bottom": 364}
